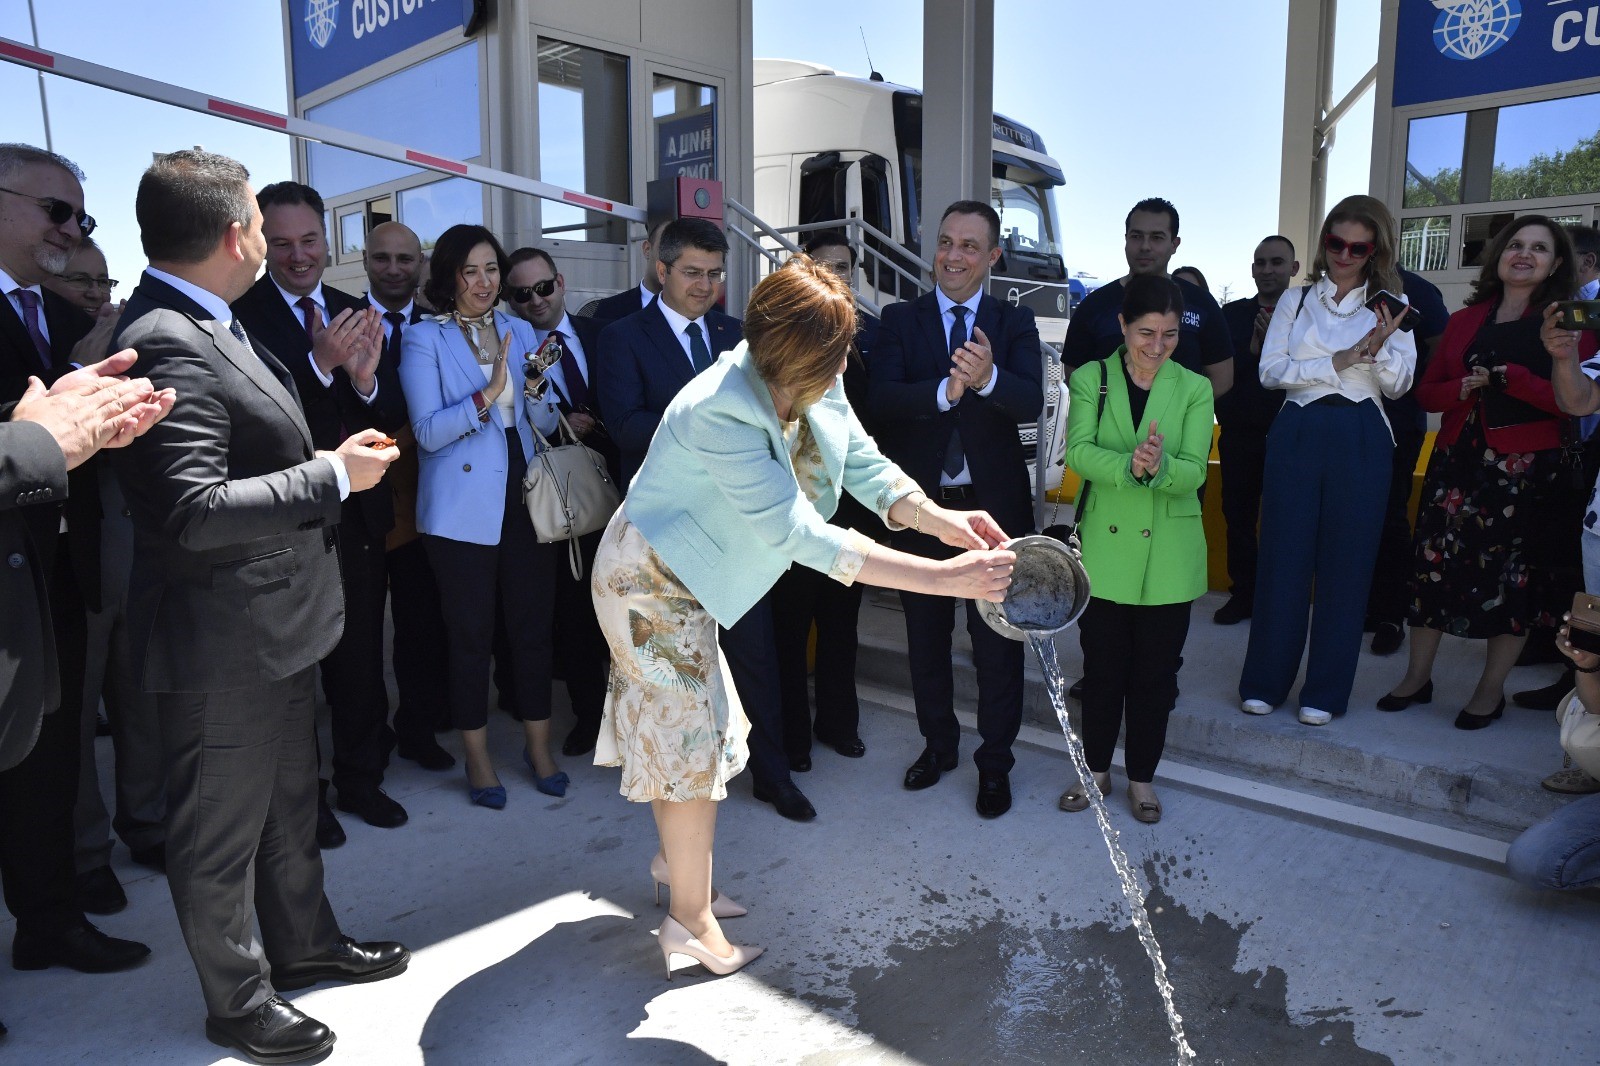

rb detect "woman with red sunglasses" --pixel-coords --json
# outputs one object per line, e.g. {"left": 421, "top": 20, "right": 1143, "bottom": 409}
{"left": 1238, "top": 194, "right": 1416, "bottom": 727}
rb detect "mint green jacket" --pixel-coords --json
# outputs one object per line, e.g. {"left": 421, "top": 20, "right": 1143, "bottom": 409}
{"left": 624, "top": 341, "right": 917, "bottom": 626}
{"left": 1065, "top": 351, "right": 1214, "bottom": 606}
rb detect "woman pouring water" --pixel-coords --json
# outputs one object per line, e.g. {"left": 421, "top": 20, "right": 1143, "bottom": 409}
{"left": 1057, "top": 275, "right": 1215, "bottom": 824}
{"left": 590, "top": 256, "right": 1014, "bottom": 979}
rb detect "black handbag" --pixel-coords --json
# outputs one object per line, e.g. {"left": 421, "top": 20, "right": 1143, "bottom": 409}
{"left": 1042, "top": 357, "right": 1108, "bottom": 542}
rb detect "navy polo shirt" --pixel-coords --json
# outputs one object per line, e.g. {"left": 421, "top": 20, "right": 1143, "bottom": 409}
{"left": 1060, "top": 275, "right": 1234, "bottom": 374}
{"left": 1218, "top": 294, "right": 1286, "bottom": 429}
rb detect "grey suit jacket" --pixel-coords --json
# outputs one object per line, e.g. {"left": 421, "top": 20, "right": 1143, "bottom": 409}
{"left": 0, "top": 420, "right": 68, "bottom": 770}
{"left": 112, "top": 272, "right": 345, "bottom": 694}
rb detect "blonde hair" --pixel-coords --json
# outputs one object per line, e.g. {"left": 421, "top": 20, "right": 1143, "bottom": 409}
{"left": 1309, "top": 194, "right": 1403, "bottom": 296}
{"left": 744, "top": 255, "right": 857, "bottom": 410}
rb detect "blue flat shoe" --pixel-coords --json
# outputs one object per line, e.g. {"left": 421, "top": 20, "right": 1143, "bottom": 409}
{"left": 523, "top": 748, "right": 569, "bottom": 797}
{"left": 469, "top": 785, "right": 506, "bottom": 809}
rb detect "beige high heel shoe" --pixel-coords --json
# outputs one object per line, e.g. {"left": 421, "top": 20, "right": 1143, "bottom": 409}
{"left": 658, "top": 915, "right": 763, "bottom": 979}
{"left": 649, "top": 854, "right": 748, "bottom": 918}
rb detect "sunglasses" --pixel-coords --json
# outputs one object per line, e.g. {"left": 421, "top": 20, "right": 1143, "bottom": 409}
{"left": 509, "top": 279, "right": 557, "bottom": 303}
{"left": 1323, "top": 234, "right": 1374, "bottom": 259}
{"left": 0, "top": 186, "right": 96, "bottom": 238}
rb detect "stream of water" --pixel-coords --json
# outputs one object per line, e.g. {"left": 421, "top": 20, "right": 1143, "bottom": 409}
{"left": 1028, "top": 632, "right": 1196, "bottom": 1065}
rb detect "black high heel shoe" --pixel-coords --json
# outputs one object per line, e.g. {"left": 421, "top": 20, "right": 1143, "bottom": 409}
{"left": 1377, "top": 679, "right": 1433, "bottom": 712}
{"left": 1454, "top": 697, "right": 1506, "bottom": 731}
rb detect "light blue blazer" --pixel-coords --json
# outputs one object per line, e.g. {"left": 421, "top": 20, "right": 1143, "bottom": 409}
{"left": 398, "top": 310, "right": 559, "bottom": 546}
{"left": 625, "top": 341, "right": 917, "bottom": 627}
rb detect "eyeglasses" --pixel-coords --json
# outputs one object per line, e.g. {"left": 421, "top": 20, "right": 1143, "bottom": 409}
{"left": 1323, "top": 234, "right": 1374, "bottom": 259}
{"left": 667, "top": 265, "right": 727, "bottom": 283}
{"left": 509, "top": 278, "right": 557, "bottom": 303}
{"left": 815, "top": 259, "right": 853, "bottom": 277}
{"left": 0, "top": 186, "right": 96, "bottom": 238}
{"left": 56, "top": 272, "right": 118, "bottom": 292}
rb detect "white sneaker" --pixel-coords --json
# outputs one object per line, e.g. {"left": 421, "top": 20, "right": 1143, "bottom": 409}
{"left": 1298, "top": 706, "right": 1332, "bottom": 726}
{"left": 1240, "top": 699, "right": 1273, "bottom": 716}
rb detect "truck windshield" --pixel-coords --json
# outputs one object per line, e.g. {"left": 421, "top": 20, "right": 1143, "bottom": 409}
{"left": 994, "top": 176, "right": 1059, "bottom": 259}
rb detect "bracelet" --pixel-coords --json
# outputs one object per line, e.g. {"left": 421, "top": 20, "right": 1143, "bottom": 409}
{"left": 912, "top": 497, "right": 925, "bottom": 534}
{"left": 1577, "top": 662, "right": 1600, "bottom": 674}
{"left": 472, "top": 390, "right": 490, "bottom": 423}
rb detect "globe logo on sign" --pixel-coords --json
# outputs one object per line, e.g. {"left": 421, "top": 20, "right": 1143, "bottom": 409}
{"left": 304, "top": 0, "right": 340, "bottom": 50}
{"left": 1431, "top": 0, "right": 1521, "bottom": 61}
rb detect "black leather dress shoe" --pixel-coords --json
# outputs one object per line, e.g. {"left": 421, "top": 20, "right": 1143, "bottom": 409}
{"left": 752, "top": 780, "right": 817, "bottom": 822}
{"left": 335, "top": 788, "right": 408, "bottom": 829}
{"left": 1370, "top": 621, "right": 1405, "bottom": 656}
{"left": 1514, "top": 668, "right": 1576, "bottom": 711}
{"left": 788, "top": 754, "right": 812, "bottom": 773}
{"left": 206, "top": 995, "right": 334, "bottom": 1064}
{"left": 818, "top": 734, "right": 867, "bottom": 758}
{"left": 396, "top": 738, "right": 456, "bottom": 771}
{"left": 903, "top": 748, "right": 958, "bottom": 791}
{"left": 561, "top": 724, "right": 599, "bottom": 757}
{"left": 129, "top": 843, "right": 166, "bottom": 873}
{"left": 976, "top": 772, "right": 1012, "bottom": 819}
{"left": 1067, "top": 679, "right": 1085, "bottom": 701}
{"left": 1212, "top": 594, "right": 1252, "bottom": 625}
{"left": 12, "top": 921, "right": 150, "bottom": 972}
{"left": 75, "top": 865, "right": 127, "bottom": 915}
{"left": 273, "top": 936, "right": 410, "bottom": 992}
{"left": 315, "top": 795, "right": 346, "bottom": 850}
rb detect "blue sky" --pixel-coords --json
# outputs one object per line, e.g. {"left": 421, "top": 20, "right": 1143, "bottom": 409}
{"left": 0, "top": 0, "right": 1380, "bottom": 303}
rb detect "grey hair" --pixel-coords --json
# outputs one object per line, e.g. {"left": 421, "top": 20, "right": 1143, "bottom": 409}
{"left": 0, "top": 143, "right": 85, "bottom": 183}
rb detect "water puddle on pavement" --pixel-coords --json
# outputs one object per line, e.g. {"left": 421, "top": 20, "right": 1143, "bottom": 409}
{"left": 1029, "top": 632, "right": 1196, "bottom": 1065}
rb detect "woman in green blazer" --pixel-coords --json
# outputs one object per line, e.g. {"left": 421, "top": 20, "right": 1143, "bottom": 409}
{"left": 1058, "top": 275, "right": 1214, "bottom": 823}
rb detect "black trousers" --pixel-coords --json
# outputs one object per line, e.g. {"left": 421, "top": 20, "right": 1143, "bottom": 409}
{"left": 0, "top": 536, "right": 85, "bottom": 934}
{"left": 428, "top": 433, "right": 556, "bottom": 731}
{"left": 1078, "top": 597, "right": 1191, "bottom": 782}
{"left": 387, "top": 537, "right": 451, "bottom": 740}
{"left": 771, "top": 562, "right": 865, "bottom": 759}
{"left": 717, "top": 589, "right": 791, "bottom": 792}
{"left": 552, "top": 529, "right": 610, "bottom": 734}
{"left": 1217, "top": 420, "right": 1270, "bottom": 598}
{"left": 160, "top": 667, "right": 340, "bottom": 1018}
{"left": 896, "top": 505, "right": 1024, "bottom": 775}
{"left": 1366, "top": 421, "right": 1426, "bottom": 627}
{"left": 321, "top": 524, "right": 391, "bottom": 795}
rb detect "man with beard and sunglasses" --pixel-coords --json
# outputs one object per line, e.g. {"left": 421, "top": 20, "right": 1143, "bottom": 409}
{"left": 505, "top": 246, "right": 616, "bottom": 757}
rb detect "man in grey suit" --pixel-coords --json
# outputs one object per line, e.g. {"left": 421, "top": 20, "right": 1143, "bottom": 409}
{"left": 113, "top": 150, "right": 408, "bottom": 1064}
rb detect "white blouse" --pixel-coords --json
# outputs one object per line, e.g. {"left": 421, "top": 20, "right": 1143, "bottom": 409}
{"left": 1259, "top": 277, "right": 1417, "bottom": 438}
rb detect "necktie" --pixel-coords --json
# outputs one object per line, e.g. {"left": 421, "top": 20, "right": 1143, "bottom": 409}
{"left": 552, "top": 329, "right": 589, "bottom": 409}
{"left": 943, "top": 305, "right": 968, "bottom": 478}
{"left": 384, "top": 311, "right": 405, "bottom": 366}
{"left": 296, "top": 296, "right": 318, "bottom": 341}
{"left": 13, "top": 288, "right": 51, "bottom": 368}
{"left": 685, "top": 321, "right": 713, "bottom": 374}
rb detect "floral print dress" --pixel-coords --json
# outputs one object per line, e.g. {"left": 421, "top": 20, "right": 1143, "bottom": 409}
{"left": 591, "top": 416, "right": 875, "bottom": 802}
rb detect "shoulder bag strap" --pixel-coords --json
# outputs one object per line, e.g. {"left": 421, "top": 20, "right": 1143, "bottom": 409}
{"left": 1075, "top": 357, "right": 1110, "bottom": 519}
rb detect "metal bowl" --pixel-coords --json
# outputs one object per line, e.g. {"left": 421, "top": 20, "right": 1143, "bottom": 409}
{"left": 976, "top": 534, "right": 1093, "bottom": 641}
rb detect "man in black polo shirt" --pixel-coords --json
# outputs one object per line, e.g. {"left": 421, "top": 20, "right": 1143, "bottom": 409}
{"left": 1213, "top": 235, "right": 1297, "bottom": 625}
{"left": 1061, "top": 197, "right": 1234, "bottom": 398}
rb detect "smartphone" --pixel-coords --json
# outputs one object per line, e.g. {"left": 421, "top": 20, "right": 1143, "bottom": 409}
{"left": 1567, "top": 621, "right": 1600, "bottom": 655}
{"left": 1554, "top": 300, "right": 1600, "bottom": 331}
{"left": 1364, "top": 289, "right": 1416, "bottom": 332}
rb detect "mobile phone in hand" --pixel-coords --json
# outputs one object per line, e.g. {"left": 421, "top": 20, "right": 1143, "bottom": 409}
{"left": 1554, "top": 300, "right": 1600, "bottom": 331}
{"left": 1364, "top": 289, "right": 1416, "bottom": 332}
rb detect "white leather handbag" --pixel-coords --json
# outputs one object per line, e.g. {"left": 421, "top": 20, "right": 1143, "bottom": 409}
{"left": 521, "top": 411, "right": 620, "bottom": 580}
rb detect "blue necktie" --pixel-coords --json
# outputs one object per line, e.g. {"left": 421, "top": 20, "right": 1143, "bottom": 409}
{"left": 685, "top": 321, "right": 713, "bottom": 373}
{"left": 943, "top": 306, "right": 968, "bottom": 478}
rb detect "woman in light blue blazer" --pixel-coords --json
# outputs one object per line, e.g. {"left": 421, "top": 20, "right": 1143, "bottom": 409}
{"left": 591, "top": 257, "right": 1017, "bottom": 979}
{"left": 398, "top": 225, "right": 565, "bottom": 810}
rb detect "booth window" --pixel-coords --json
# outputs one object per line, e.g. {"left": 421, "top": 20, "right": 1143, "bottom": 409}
{"left": 1403, "top": 112, "right": 1466, "bottom": 209}
{"left": 538, "top": 38, "right": 630, "bottom": 244}
{"left": 338, "top": 208, "right": 366, "bottom": 261}
{"left": 653, "top": 74, "right": 717, "bottom": 182}
{"left": 399, "top": 177, "right": 484, "bottom": 251}
{"left": 1398, "top": 215, "right": 1451, "bottom": 272}
{"left": 1490, "top": 91, "right": 1600, "bottom": 201}
{"left": 306, "top": 45, "right": 482, "bottom": 199}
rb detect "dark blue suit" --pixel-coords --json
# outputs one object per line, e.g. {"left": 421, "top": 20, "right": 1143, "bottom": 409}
{"left": 868, "top": 291, "right": 1043, "bottom": 774}
{"left": 586, "top": 286, "right": 651, "bottom": 328}
{"left": 594, "top": 300, "right": 742, "bottom": 488}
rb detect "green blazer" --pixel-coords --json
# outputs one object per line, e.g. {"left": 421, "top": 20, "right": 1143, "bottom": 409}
{"left": 1065, "top": 350, "right": 1214, "bottom": 606}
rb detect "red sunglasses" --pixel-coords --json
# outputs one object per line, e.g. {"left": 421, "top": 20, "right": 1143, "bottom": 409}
{"left": 1324, "top": 234, "right": 1375, "bottom": 259}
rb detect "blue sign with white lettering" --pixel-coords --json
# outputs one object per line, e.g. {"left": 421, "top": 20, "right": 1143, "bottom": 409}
{"left": 1393, "top": 0, "right": 1600, "bottom": 107}
{"left": 287, "top": 0, "right": 464, "bottom": 97}
{"left": 656, "top": 105, "right": 718, "bottom": 181}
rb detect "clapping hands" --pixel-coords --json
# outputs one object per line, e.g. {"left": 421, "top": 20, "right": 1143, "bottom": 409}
{"left": 1131, "top": 420, "right": 1163, "bottom": 479}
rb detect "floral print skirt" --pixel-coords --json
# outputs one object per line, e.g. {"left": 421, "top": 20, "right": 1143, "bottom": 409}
{"left": 590, "top": 510, "right": 749, "bottom": 803}
{"left": 1408, "top": 414, "right": 1561, "bottom": 639}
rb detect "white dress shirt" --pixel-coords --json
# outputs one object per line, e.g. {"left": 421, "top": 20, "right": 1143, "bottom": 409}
{"left": 367, "top": 294, "right": 415, "bottom": 342}
{"left": 535, "top": 312, "right": 588, "bottom": 406}
{"left": 0, "top": 264, "right": 49, "bottom": 345}
{"left": 656, "top": 299, "right": 712, "bottom": 372}
{"left": 1259, "top": 276, "right": 1416, "bottom": 439}
{"left": 932, "top": 288, "right": 997, "bottom": 486}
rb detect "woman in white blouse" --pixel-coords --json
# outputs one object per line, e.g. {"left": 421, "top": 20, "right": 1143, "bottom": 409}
{"left": 1238, "top": 195, "right": 1417, "bottom": 726}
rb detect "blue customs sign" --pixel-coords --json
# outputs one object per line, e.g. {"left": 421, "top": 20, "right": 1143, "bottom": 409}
{"left": 288, "top": 0, "right": 465, "bottom": 97}
{"left": 1393, "top": 0, "right": 1600, "bottom": 107}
